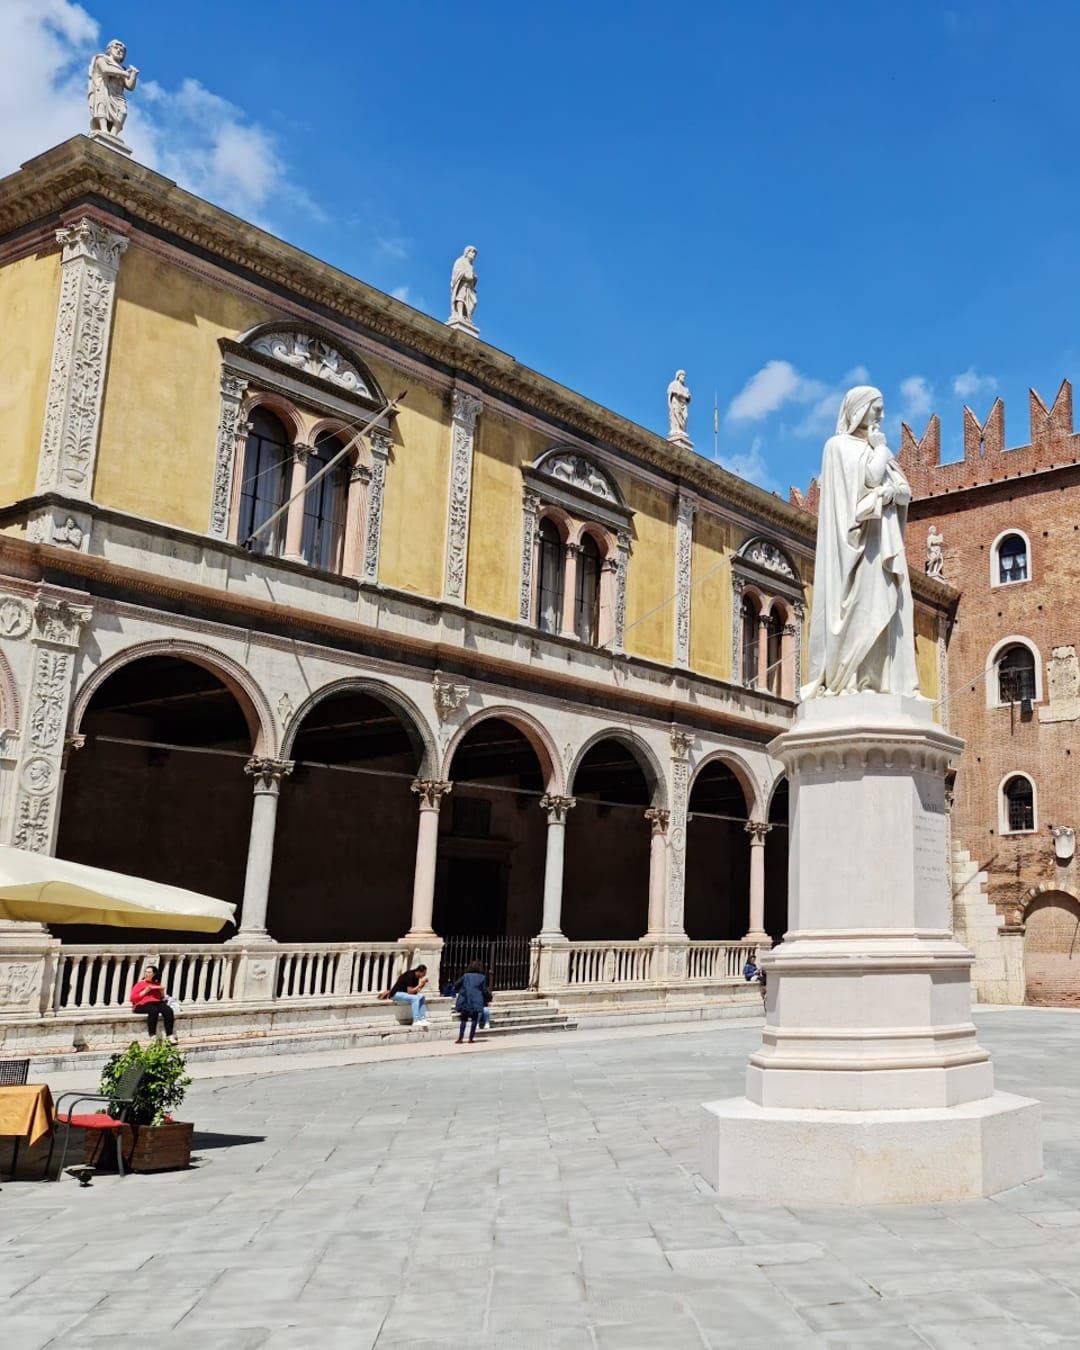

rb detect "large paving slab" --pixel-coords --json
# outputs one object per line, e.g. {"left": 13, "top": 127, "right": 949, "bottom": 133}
{"left": 0, "top": 1008, "right": 1076, "bottom": 1347}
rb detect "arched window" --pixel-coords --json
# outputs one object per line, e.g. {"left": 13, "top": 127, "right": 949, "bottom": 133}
{"left": 537, "top": 519, "right": 565, "bottom": 635}
{"left": 301, "top": 432, "right": 349, "bottom": 572}
{"left": 998, "top": 645, "right": 1036, "bottom": 704}
{"left": 741, "top": 597, "right": 759, "bottom": 686}
{"left": 238, "top": 408, "right": 290, "bottom": 555}
{"left": 997, "top": 534, "right": 1029, "bottom": 585}
{"left": 766, "top": 610, "right": 785, "bottom": 696}
{"left": 574, "top": 535, "right": 603, "bottom": 644}
{"left": 1003, "top": 775, "right": 1035, "bottom": 833}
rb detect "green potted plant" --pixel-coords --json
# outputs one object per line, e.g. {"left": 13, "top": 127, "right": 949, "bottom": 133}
{"left": 86, "top": 1041, "right": 194, "bottom": 1172}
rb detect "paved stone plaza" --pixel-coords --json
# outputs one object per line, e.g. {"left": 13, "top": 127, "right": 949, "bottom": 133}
{"left": 2, "top": 1009, "right": 1078, "bottom": 1349}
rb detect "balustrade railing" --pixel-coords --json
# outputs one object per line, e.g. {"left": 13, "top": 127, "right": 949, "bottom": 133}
{"left": 566, "top": 942, "right": 655, "bottom": 986}
{"left": 686, "top": 941, "right": 758, "bottom": 981}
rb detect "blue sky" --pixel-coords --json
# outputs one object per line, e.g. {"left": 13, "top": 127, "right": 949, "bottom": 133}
{"left": 5, "top": 1, "right": 1080, "bottom": 496}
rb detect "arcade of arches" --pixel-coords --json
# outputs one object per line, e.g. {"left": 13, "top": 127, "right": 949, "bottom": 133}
{"left": 56, "top": 655, "right": 789, "bottom": 973}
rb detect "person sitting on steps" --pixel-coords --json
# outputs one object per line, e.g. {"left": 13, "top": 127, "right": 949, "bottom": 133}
{"left": 130, "top": 964, "right": 177, "bottom": 1043}
{"left": 378, "top": 964, "right": 430, "bottom": 1030}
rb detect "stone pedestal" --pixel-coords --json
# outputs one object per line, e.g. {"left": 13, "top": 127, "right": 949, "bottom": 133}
{"left": 88, "top": 131, "right": 132, "bottom": 156}
{"left": 446, "top": 316, "right": 479, "bottom": 338}
{"left": 701, "top": 693, "right": 1042, "bottom": 1204}
{"left": 0, "top": 923, "right": 62, "bottom": 1018}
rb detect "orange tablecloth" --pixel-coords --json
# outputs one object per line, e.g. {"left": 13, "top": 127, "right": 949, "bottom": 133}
{"left": 0, "top": 1084, "right": 54, "bottom": 1147}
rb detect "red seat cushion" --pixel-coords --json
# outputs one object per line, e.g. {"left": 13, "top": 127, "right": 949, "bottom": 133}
{"left": 58, "top": 1113, "right": 123, "bottom": 1130}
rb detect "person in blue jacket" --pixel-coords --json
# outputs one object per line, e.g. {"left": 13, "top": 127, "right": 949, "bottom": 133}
{"left": 453, "top": 960, "right": 489, "bottom": 1044}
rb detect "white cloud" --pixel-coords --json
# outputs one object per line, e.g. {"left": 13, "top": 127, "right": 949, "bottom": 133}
{"left": 899, "top": 375, "right": 933, "bottom": 419}
{"left": 718, "top": 437, "right": 776, "bottom": 491}
{"left": 726, "top": 360, "right": 826, "bottom": 422}
{"left": 952, "top": 367, "right": 998, "bottom": 401}
{"left": 391, "top": 285, "right": 410, "bottom": 302}
{"left": 0, "top": 2, "right": 316, "bottom": 223}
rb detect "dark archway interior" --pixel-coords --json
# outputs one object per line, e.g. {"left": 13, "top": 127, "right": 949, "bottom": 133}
{"left": 56, "top": 656, "right": 255, "bottom": 943}
{"left": 765, "top": 777, "right": 790, "bottom": 940}
{"left": 436, "top": 718, "right": 547, "bottom": 940}
{"left": 685, "top": 761, "right": 750, "bottom": 939}
{"left": 269, "top": 690, "right": 421, "bottom": 942}
{"left": 564, "top": 739, "right": 652, "bottom": 940}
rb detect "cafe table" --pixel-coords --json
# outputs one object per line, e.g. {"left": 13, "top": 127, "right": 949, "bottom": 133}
{"left": 0, "top": 1083, "right": 54, "bottom": 1179}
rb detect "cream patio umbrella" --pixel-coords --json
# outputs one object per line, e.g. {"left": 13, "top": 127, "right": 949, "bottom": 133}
{"left": 0, "top": 846, "right": 236, "bottom": 933}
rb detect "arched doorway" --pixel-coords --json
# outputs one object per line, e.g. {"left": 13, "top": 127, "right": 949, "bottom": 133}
{"left": 57, "top": 655, "right": 257, "bottom": 939}
{"left": 684, "top": 760, "right": 751, "bottom": 938}
{"left": 1024, "top": 892, "right": 1080, "bottom": 1006}
{"left": 270, "top": 688, "right": 424, "bottom": 942}
{"left": 764, "top": 777, "right": 789, "bottom": 940}
{"left": 565, "top": 737, "right": 654, "bottom": 940}
{"left": 438, "top": 716, "right": 549, "bottom": 988}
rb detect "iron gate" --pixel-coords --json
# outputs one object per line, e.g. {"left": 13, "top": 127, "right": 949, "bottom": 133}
{"left": 440, "top": 935, "right": 535, "bottom": 991}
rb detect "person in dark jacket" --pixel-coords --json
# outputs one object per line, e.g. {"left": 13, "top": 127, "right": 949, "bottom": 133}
{"left": 453, "top": 960, "right": 489, "bottom": 1044}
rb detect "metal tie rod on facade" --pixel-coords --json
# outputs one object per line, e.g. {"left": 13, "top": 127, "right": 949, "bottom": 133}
{"left": 241, "top": 392, "right": 407, "bottom": 550}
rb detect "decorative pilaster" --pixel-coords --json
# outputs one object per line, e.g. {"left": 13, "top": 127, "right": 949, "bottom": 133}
{"left": 362, "top": 428, "right": 391, "bottom": 584}
{"left": 10, "top": 598, "right": 92, "bottom": 855}
{"left": 444, "top": 391, "right": 483, "bottom": 602}
{"left": 731, "top": 574, "right": 747, "bottom": 683}
{"left": 405, "top": 779, "right": 452, "bottom": 938}
{"left": 744, "top": 820, "right": 772, "bottom": 945}
{"left": 234, "top": 757, "right": 293, "bottom": 940}
{"left": 613, "top": 530, "right": 631, "bottom": 655}
{"left": 208, "top": 372, "right": 250, "bottom": 537}
{"left": 674, "top": 494, "right": 695, "bottom": 668}
{"left": 793, "top": 599, "right": 805, "bottom": 694}
{"left": 37, "top": 217, "right": 129, "bottom": 498}
{"left": 665, "top": 730, "right": 693, "bottom": 954}
{"left": 519, "top": 490, "right": 542, "bottom": 621}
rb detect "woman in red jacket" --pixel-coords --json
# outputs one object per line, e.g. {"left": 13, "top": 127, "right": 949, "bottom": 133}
{"left": 130, "top": 964, "right": 177, "bottom": 1042}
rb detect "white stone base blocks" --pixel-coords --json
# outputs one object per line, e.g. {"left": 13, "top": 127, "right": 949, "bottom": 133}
{"left": 701, "top": 694, "right": 1042, "bottom": 1204}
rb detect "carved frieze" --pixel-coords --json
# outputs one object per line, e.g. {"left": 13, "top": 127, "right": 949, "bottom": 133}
{"left": 445, "top": 391, "right": 483, "bottom": 602}
{"left": 250, "top": 331, "right": 373, "bottom": 395}
{"left": 540, "top": 453, "right": 617, "bottom": 502}
{"left": 37, "top": 217, "right": 128, "bottom": 497}
{"left": 742, "top": 538, "right": 796, "bottom": 579}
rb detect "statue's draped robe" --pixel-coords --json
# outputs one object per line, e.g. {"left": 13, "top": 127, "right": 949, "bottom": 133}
{"left": 88, "top": 57, "right": 128, "bottom": 131}
{"left": 451, "top": 258, "right": 476, "bottom": 318}
{"left": 802, "top": 433, "right": 920, "bottom": 698}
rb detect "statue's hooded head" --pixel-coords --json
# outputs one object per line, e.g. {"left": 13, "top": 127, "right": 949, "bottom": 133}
{"left": 836, "top": 386, "right": 884, "bottom": 436}
{"left": 106, "top": 39, "right": 126, "bottom": 60}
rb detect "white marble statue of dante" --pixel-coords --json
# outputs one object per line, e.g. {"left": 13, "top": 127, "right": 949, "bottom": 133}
{"left": 668, "top": 370, "right": 691, "bottom": 439}
{"left": 802, "top": 385, "right": 920, "bottom": 699}
{"left": 88, "top": 40, "right": 139, "bottom": 140}
{"left": 450, "top": 246, "right": 478, "bottom": 323}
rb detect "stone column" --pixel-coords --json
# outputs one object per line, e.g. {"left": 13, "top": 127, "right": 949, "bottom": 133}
{"left": 404, "top": 779, "right": 452, "bottom": 938}
{"left": 539, "top": 795, "right": 575, "bottom": 935}
{"left": 234, "top": 757, "right": 293, "bottom": 939}
{"left": 36, "top": 215, "right": 128, "bottom": 498}
{"left": 674, "top": 493, "right": 695, "bottom": 668}
{"left": 282, "top": 444, "right": 311, "bottom": 561}
{"left": 645, "top": 808, "right": 670, "bottom": 935}
{"left": 743, "top": 820, "right": 772, "bottom": 946}
{"left": 342, "top": 462, "right": 370, "bottom": 577}
{"left": 757, "top": 615, "right": 770, "bottom": 691}
{"left": 362, "top": 429, "right": 391, "bottom": 584}
{"left": 561, "top": 544, "right": 581, "bottom": 638}
{"left": 444, "top": 391, "right": 483, "bottom": 602}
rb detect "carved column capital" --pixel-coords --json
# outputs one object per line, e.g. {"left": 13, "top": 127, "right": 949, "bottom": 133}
{"left": 350, "top": 462, "right": 371, "bottom": 484}
{"left": 292, "top": 442, "right": 313, "bottom": 465}
{"left": 745, "top": 820, "right": 773, "bottom": 845}
{"left": 451, "top": 389, "right": 483, "bottom": 431}
{"left": 32, "top": 599, "right": 92, "bottom": 648}
{"left": 245, "top": 757, "right": 294, "bottom": 795}
{"left": 540, "top": 794, "right": 576, "bottom": 824}
{"left": 670, "top": 728, "right": 694, "bottom": 762}
{"left": 645, "top": 807, "right": 671, "bottom": 836}
{"left": 412, "top": 778, "right": 452, "bottom": 810}
{"left": 368, "top": 428, "right": 393, "bottom": 460}
{"left": 56, "top": 216, "right": 129, "bottom": 272}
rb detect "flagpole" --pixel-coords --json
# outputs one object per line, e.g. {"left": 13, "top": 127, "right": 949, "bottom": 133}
{"left": 713, "top": 389, "right": 719, "bottom": 463}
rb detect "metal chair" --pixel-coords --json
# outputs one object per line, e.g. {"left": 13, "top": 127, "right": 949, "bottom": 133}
{"left": 47, "top": 1064, "right": 145, "bottom": 1180}
{"left": 0, "top": 1059, "right": 30, "bottom": 1085}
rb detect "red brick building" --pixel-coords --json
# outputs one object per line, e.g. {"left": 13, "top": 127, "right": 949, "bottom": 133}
{"left": 795, "top": 380, "right": 1080, "bottom": 1005}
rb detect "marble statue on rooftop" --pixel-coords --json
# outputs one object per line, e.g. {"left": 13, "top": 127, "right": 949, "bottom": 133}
{"left": 801, "top": 385, "right": 920, "bottom": 699}
{"left": 88, "top": 39, "right": 138, "bottom": 150}
{"left": 448, "top": 246, "right": 478, "bottom": 332}
{"left": 667, "top": 370, "right": 692, "bottom": 446}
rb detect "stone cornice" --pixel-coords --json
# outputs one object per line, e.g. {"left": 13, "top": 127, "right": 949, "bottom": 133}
{"left": 0, "top": 137, "right": 820, "bottom": 546}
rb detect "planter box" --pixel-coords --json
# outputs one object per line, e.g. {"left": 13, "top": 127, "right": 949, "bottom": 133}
{"left": 84, "top": 1120, "right": 193, "bottom": 1173}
